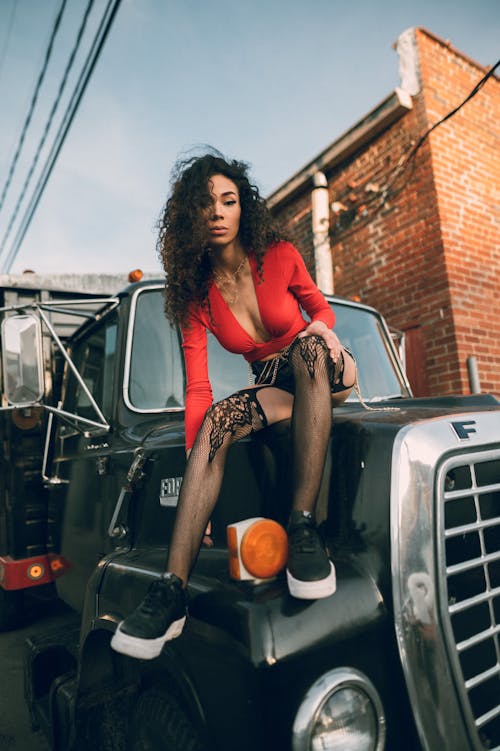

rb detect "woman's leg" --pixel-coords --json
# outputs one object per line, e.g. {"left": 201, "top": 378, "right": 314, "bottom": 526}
{"left": 288, "top": 335, "right": 335, "bottom": 513}
{"left": 111, "top": 340, "right": 353, "bottom": 659}
{"left": 279, "top": 334, "right": 355, "bottom": 599}
{"left": 170, "top": 338, "right": 354, "bottom": 584}
{"left": 167, "top": 389, "right": 286, "bottom": 584}
{"left": 111, "top": 388, "right": 284, "bottom": 660}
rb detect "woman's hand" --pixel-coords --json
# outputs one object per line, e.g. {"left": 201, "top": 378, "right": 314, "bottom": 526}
{"left": 298, "top": 320, "right": 342, "bottom": 362}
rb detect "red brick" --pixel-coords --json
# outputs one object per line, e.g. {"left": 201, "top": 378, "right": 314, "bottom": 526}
{"left": 271, "top": 29, "right": 499, "bottom": 397}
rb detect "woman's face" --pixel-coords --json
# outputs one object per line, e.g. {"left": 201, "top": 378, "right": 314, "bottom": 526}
{"left": 205, "top": 173, "right": 241, "bottom": 248}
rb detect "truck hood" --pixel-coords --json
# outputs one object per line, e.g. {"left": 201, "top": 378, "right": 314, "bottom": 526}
{"left": 123, "top": 393, "right": 499, "bottom": 451}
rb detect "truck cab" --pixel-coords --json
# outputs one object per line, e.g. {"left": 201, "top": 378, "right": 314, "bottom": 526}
{"left": 2, "top": 279, "right": 499, "bottom": 751}
{"left": 0, "top": 280, "right": 116, "bottom": 630}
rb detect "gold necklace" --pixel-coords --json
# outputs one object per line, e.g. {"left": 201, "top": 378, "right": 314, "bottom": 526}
{"left": 213, "top": 255, "right": 247, "bottom": 304}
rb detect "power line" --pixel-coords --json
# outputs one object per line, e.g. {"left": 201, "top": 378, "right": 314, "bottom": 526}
{"left": 0, "top": 0, "right": 95, "bottom": 258}
{"left": 0, "top": 0, "right": 124, "bottom": 272}
{"left": 0, "top": 0, "right": 69, "bottom": 215}
{"left": 381, "top": 57, "right": 500, "bottom": 202}
{"left": 332, "top": 58, "right": 500, "bottom": 240}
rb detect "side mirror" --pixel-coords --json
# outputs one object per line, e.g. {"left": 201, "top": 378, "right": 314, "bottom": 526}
{"left": 1, "top": 314, "right": 44, "bottom": 406}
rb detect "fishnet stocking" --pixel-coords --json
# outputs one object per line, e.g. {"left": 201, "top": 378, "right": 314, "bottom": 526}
{"left": 167, "top": 391, "right": 266, "bottom": 583}
{"left": 289, "top": 335, "right": 333, "bottom": 514}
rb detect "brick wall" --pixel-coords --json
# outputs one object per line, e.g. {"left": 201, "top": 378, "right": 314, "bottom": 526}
{"left": 417, "top": 30, "right": 500, "bottom": 395}
{"left": 271, "top": 29, "right": 500, "bottom": 397}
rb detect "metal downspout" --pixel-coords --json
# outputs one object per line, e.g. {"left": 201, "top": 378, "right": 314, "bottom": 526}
{"left": 311, "top": 172, "right": 333, "bottom": 294}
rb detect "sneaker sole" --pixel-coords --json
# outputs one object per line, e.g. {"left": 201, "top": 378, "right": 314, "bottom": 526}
{"left": 110, "top": 615, "right": 186, "bottom": 660}
{"left": 286, "top": 561, "right": 336, "bottom": 599}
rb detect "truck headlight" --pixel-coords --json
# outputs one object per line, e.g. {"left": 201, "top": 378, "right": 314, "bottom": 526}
{"left": 292, "top": 667, "right": 386, "bottom": 751}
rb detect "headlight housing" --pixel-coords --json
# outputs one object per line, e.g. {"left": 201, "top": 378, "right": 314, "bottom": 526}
{"left": 292, "top": 667, "right": 386, "bottom": 751}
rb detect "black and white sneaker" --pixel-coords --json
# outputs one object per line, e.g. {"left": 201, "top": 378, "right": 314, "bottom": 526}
{"left": 111, "top": 573, "right": 187, "bottom": 660}
{"left": 286, "top": 511, "right": 336, "bottom": 599}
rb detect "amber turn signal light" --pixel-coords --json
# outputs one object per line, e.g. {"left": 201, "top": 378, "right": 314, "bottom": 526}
{"left": 227, "top": 517, "right": 288, "bottom": 581}
{"left": 128, "top": 269, "right": 144, "bottom": 283}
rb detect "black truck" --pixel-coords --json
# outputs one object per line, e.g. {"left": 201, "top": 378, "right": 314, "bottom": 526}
{"left": 1, "top": 278, "right": 499, "bottom": 751}
{"left": 0, "top": 278, "right": 119, "bottom": 631}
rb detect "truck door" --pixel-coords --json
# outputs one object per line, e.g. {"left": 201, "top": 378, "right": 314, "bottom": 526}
{"left": 48, "top": 310, "right": 121, "bottom": 612}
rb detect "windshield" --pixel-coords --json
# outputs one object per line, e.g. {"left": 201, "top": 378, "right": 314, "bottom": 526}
{"left": 126, "top": 288, "right": 250, "bottom": 410}
{"left": 208, "top": 302, "right": 409, "bottom": 402}
{"left": 126, "top": 289, "right": 407, "bottom": 412}
{"left": 127, "top": 289, "right": 184, "bottom": 410}
{"left": 330, "top": 302, "right": 408, "bottom": 401}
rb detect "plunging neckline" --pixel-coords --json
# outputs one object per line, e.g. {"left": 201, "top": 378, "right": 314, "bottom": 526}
{"left": 212, "top": 254, "right": 271, "bottom": 345}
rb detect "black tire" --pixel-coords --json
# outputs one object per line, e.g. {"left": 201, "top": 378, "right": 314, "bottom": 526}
{"left": 0, "top": 587, "right": 24, "bottom": 631}
{"left": 130, "top": 686, "right": 205, "bottom": 751}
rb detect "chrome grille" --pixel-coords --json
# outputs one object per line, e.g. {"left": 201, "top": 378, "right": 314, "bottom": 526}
{"left": 439, "top": 451, "right": 500, "bottom": 750}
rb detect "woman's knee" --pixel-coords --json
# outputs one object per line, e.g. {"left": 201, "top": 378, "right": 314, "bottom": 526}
{"left": 289, "top": 334, "right": 330, "bottom": 377}
{"left": 199, "top": 391, "right": 266, "bottom": 462}
{"left": 290, "top": 333, "right": 328, "bottom": 355}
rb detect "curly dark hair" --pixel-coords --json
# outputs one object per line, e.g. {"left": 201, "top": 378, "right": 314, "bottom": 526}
{"left": 157, "top": 149, "right": 286, "bottom": 326}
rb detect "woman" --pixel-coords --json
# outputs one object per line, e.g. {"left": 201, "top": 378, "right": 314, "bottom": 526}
{"left": 111, "top": 151, "right": 356, "bottom": 660}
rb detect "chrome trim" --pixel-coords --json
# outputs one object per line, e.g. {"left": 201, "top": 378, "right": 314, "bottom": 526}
{"left": 1, "top": 312, "right": 44, "bottom": 404}
{"left": 326, "top": 294, "right": 411, "bottom": 398}
{"left": 0, "top": 307, "right": 112, "bottom": 434}
{"left": 43, "top": 404, "right": 110, "bottom": 433}
{"left": 41, "top": 408, "right": 54, "bottom": 481}
{"left": 292, "top": 667, "right": 386, "bottom": 751}
{"left": 436, "top": 449, "right": 500, "bottom": 750}
{"left": 0, "top": 297, "right": 119, "bottom": 315}
{"left": 377, "top": 312, "right": 411, "bottom": 395}
{"left": 0, "top": 299, "right": 118, "bottom": 430}
{"left": 122, "top": 284, "right": 185, "bottom": 415}
{"left": 0, "top": 404, "right": 109, "bottom": 435}
{"left": 37, "top": 298, "right": 120, "bottom": 324}
{"left": 391, "top": 410, "right": 500, "bottom": 751}
{"left": 38, "top": 306, "right": 109, "bottom": 428}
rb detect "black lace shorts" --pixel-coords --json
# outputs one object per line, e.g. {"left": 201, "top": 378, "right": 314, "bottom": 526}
{"left": 250, "top": 343, "right": 355, "bottom": 395}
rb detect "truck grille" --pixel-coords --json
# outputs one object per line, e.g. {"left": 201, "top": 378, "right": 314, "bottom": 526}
{"left": 440, "top": 451, "right": 500, "bottom": 750}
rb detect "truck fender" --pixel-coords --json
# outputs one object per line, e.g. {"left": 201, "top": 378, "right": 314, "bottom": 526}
{"left": 75, "top": 626, "right": 208, "bottom": 749}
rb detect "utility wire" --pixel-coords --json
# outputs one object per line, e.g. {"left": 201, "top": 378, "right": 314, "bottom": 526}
{"left": 381, "top": 57, "right": 500, "bottom": 202}
{"left": 0, "top": 0, "right": 124, "bottom": 272}
{"left": 0, "top": 0, "right": 95, "bottom": 257}
{"left": 0, "top": 0, "right": 69, "bottom": 215}
{"left": 332, "top": 57, "right": 500, "bottom": 241}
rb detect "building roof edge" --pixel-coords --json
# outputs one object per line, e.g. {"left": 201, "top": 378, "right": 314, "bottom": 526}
{"left": 267, "top": 88, "right": 412, "bottom": 209}
{"left": 415, "top": 27, "right": 500, "bottom": 79}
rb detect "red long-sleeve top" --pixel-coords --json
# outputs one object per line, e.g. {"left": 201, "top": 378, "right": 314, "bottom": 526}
{"left": 181, "top": 241, "right": 335, "bottom": 450}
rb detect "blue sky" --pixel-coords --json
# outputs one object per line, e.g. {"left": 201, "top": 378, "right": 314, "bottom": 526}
{"left": 0, "top": 0, "right": 498, "bottom": 275}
